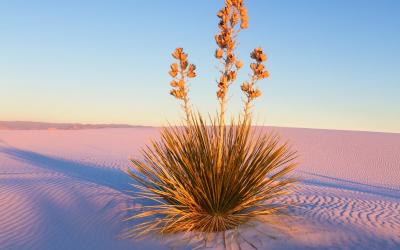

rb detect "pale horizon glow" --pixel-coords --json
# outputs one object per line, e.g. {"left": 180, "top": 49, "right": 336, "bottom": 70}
{"left": 1, "top": 1, "right": 399, "bottom": 133}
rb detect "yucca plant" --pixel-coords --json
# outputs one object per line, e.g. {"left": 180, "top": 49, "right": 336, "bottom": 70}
{"left": 125, "top": 0, "right": 298, "bottom": 248}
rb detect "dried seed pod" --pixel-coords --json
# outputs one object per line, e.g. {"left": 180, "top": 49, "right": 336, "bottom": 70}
{"left": 171, "top": 63, "right": 178, "bottom": 72}
{"left": 181, "top": 60, "right": 188, "bottom": 70}
{"left": 187, "top": 72, "right": 195, "bottom": 78}
{"left": 241, "top": 82, "right": 250, "bottom": 91}
{"left": 239, "top": 7, "right": 248, "bottom": 29}
{"left": 179, "top": 53, "right": 188, "bottom": 62}
{"left": 240, "top": 20, "right": 248, "bottom": 29}
{"left": 250, "top": 48, "right": 267, "bottom": 63}
{"left": 187, "top": 64, "right": 196, "bottom": 78}
{"left": 170, "top": 80, "right": 178, "bottom": 87}
{"left": 188, "top": 64, "right": 196, "bottom": 70}
{"left": 226, "top": 53, "right": 235, "bottom": 63}
{"left": 231, "top": 10, "right": 239, "bottom": 26}
{"left": 261, "top": 70, "right": 270, "bottom": 79}
{"left": 217, "top": 10, "right": 225, "bottom": 18}
{"left": 228, "top": 70, "right": 237, "bottom": 81}
{"left": 169, "top": 63, "right": 179, "bottom": 77}
{"left": 252, "top": 89, "right": 261, "bottom": 98}
{"left": 250, "top": 48, "right": 259, "bottom": 60}
{"left": 215, "top": 49, "right": 223, "bottom": 59}
{"left": 215, "top": 35, "right": 222, "bottom": 48}
{"left": 170, "top": 89, "right": 178, "bottom": 98}
{"left": 217, "top": 89, "right": 226, "bottom": 98}
{"left": 218, "top": 81, "right": 226, "bottom": 89}
{"left": 169, "top": 70, "right": 178, "bottom": 78}
{"left": 172, "top": 48, "right": 183, "bottom": 59}
{"left": 250, "top": 63, "right": 257, "bottom": 71}
{"left": 256, "top": 63, "right": 264, "bottom": 71}
{"left": 220, "top": 75, "right": 228, "bottom": 85}
{"left": 235, "top": 60, "right": 243, "bottom": 69}
{"left": 171, "top": 89, "right": 185, "bottom": 99}
{"left": 177, "top": 80, "right": 185, "bottom": 88}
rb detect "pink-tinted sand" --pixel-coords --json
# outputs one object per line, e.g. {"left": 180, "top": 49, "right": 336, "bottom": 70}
{"left": 0, "top": 127, "right": 399, "bottom": 249}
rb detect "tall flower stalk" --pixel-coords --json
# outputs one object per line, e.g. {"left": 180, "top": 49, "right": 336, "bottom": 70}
{"left": 214, "top": 0, "right": 248, "bottom": 169}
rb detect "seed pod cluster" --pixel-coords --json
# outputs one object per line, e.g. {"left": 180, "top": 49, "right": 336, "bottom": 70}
{"left": 250, "top": 48, "right": 269, "bottom": 79}
{"left": 241, "top": 47, "right": 269, "bottom": 103}
{"left": 215, "top": 0, "right": 248, "bottom": 100}
{"left": 226, "top": 0, "right": 248, "bottom": 29}
{"left": 241, "top": 82, "right": 261, "bottom": 100}
{"left": 169, "top": 48, "right": 196, "bottom": 100}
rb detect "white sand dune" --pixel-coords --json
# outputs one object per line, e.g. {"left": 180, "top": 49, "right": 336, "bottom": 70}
{"left": 0, "top": 128, "right": 399, "bottom": 249}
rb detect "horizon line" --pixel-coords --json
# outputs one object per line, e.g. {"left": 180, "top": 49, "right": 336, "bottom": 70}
{"left": 1, "top": 120, "right": 399, "bottom": 134}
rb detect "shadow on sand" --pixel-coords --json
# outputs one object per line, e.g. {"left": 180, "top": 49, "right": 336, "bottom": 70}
{"left": 0, "top": 146, "right": 134, "bottom": 195}
{"left": 300, "top": 171, "right": 400, "bottom": 200}
{"left": 0, "top": 146, "right": 171, "bottom": 249}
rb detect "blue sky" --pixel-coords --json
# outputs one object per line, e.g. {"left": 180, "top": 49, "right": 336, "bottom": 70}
{"left": 1, "top": 0, "right": 399, "bottom": 132}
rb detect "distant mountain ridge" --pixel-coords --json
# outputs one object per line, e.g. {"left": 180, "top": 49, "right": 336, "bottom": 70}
{"left": 1, "top": 121, "right": 396, "bottom": 134}
{"left": 0, "top": 121, "right": 148, "bottom": 130}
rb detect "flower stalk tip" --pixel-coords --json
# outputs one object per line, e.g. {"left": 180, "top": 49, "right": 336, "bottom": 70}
{"left": 168, "top": 48, "right": 196, "bottom": 127}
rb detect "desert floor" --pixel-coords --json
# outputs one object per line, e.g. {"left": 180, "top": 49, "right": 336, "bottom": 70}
{"left": 0, "top": 128, "right": 399, "bottom": 249}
